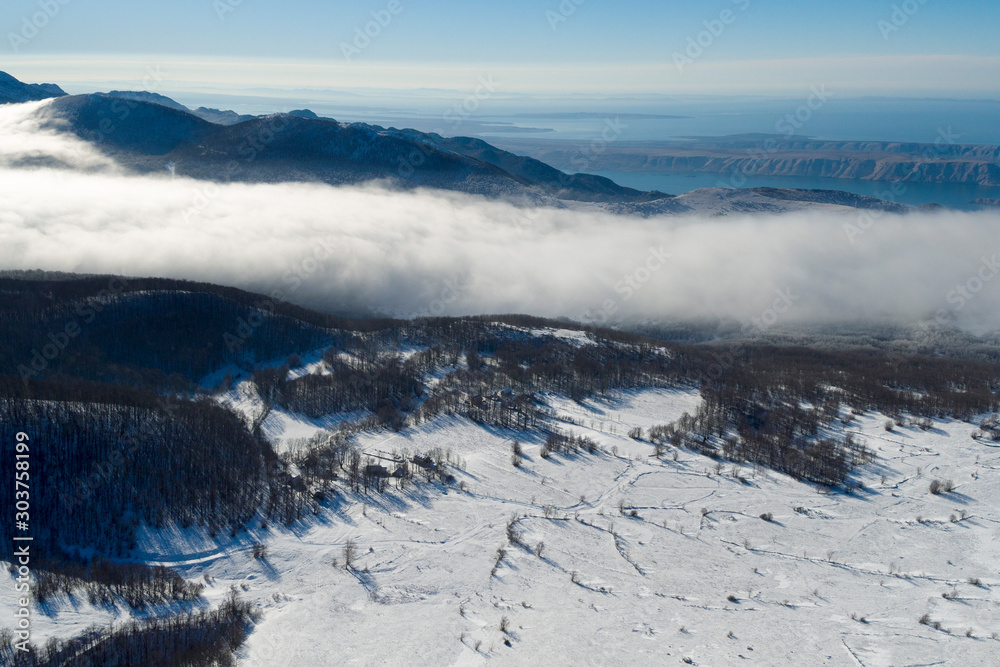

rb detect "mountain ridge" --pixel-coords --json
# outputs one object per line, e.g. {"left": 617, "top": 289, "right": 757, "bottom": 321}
{"left": 38, "top": 91, "right": 667, "bottom": 204}
{"left": 0, "top": 70, "right": 66, "bottom": 104}
{"left": 1, "top": 71, "right": 926, "bottom": 212}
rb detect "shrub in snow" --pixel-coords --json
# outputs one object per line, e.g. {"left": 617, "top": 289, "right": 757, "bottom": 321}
{"left": 929, "top": 479, "right": 954, "bottom": 495}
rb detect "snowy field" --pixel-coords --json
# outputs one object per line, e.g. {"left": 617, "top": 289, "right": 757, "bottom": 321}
{"left": 9, "top": 387, "right": 1000, "bottom": 666}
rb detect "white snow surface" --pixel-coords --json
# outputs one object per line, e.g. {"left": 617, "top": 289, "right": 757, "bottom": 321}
{"left": 7, "top": 388, "right": 1000, "bottom": 666}
{"left": 524, "top": 327, "right": 598, "bottom": 347}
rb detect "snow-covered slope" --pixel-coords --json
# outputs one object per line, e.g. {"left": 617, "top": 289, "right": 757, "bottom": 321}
{"left": 13, "top": 386, "right": 998, "bottom": 665}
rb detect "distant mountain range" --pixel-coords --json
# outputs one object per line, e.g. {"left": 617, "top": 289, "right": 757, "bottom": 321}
{"left": 494, "top": 133, "right": 1000, "bottom": 188}
{"left": 35, "top": 89, "right": 664, "bottom": 203}
{"left": 2, "top": 71, "right": 918, "bottom": 212}
{"left": 103, "top": 90, "right": 259, "bottom": 125}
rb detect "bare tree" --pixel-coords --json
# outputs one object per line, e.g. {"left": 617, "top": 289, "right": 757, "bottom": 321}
{"left": 511, "top": 440, "right": 523, "bottom": 467}
{"left": 343, "top": 539, "right": 358, "bottom": 570}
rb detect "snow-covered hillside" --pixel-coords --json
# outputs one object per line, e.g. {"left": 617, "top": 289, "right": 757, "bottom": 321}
{"left": 12, "top": 385, "right": 998, "bottom": 666}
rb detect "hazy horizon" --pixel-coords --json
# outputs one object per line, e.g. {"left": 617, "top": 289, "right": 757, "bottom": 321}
{"left": 3, "top": 0, "right": 998, "bottom": 98}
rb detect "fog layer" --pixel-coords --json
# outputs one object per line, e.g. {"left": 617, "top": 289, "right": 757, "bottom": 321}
{"left": 2, "top": 101, "right": 998, "bottom": 330}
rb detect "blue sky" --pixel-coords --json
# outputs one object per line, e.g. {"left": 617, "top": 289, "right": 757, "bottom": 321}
{"left": 2, "top": 0, "right": 998, "bottom": 97}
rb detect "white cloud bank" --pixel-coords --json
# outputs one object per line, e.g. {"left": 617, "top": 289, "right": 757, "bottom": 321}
{"left": 2, "top": 100, "right": 999, "bottom": 331}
